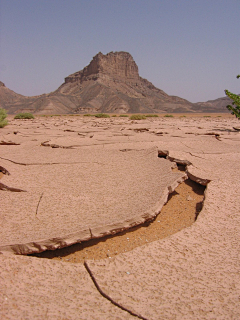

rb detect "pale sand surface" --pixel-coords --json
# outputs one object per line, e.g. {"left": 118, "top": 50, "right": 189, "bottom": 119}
{"left": 1, "top": 114, "right": 240, "bottom": 319}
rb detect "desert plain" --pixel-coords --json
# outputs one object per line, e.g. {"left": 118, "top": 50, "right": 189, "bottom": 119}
{"left": 0, "top": 113, "right": 240, "bottom": 319}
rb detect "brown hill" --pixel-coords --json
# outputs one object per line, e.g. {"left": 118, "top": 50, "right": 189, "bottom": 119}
{"left": 193, "top": 96, "right": 233, "bottom": 113}
{"left": 0, "top": 52, "right": 230, "bottom": 114}
{"left": 0, "top": 81, "right": 26, "bottom": 110}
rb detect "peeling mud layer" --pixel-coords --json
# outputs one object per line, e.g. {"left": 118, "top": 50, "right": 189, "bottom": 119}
{"left": 1, "top": 114, "right": 240, "bottom": 319}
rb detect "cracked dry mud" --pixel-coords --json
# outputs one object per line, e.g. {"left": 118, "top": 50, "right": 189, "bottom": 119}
{"left": 34, "top": 178, "right": 205, "bottom": 263}
{"left": 1, "top": 113, "right": 240, "bottom": 320}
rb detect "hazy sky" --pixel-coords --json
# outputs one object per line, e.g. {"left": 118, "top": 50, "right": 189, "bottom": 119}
{"left": 0, "top": 0, "right": 239, "bottom": 102}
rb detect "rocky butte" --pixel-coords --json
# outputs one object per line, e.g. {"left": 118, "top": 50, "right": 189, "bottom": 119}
{"left": 0, "top": 51, "right": 230, "bottom": 114}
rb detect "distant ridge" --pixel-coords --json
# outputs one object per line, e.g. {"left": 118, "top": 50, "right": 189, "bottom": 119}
{"left": 0, "top": 52, "right": 230, "bottom": 114}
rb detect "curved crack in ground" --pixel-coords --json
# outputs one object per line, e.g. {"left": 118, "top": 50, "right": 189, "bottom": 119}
{"left": 0, "top": 156, "right": 107, "bottom": 166}
{"left": 84, "top": 261, "right": 148, "bottom": 320}
{"left": 1, "top": 151, "right": 206, "bottom": 258}
{"left": 32, "top": 178, "right": 205, "bottom": 263}
{"left": 0, "top": 182, "right": 26, "bottom": 192}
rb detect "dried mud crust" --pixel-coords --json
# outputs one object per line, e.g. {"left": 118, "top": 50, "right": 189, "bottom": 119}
{"left": 33, "top": 178, "right": 205, "bottom": 263}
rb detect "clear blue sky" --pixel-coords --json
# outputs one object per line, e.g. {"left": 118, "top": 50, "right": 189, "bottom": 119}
{"left": 0, "top": 0, "right": 239, "bottom": 102}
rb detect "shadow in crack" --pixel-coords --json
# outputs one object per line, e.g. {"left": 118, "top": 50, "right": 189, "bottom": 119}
{"left": 195, "top": 200, "right": 204, "bottom": 221}
{"left": 184, "top": 178, "right": 205, "bottom": 196}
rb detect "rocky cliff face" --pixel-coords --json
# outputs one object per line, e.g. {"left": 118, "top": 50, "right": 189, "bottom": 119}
{"left": 65, "top": 52, "right": 139, "bottom": 84}
{"left": 0, "top": 51, "right": 230, "bottom": 114}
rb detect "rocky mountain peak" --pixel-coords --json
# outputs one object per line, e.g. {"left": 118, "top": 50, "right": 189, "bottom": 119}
{"left": 65, "top": 51, "right": 139, "bottom": 84}
{"left": 0, "top": 51, "right": 228, "bottom": 114}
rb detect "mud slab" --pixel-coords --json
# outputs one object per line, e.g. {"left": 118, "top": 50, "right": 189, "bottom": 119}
{"left": 1, "top": 114, "right": 240, "bottom": 319}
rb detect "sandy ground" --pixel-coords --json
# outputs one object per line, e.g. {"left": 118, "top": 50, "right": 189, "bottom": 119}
{"left": 1, "top": 113, "right": 240, "bottom": 319}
